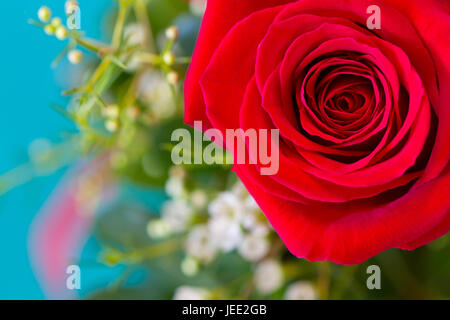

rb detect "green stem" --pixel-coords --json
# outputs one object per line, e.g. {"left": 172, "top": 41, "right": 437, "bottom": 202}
{"left": 134, "top": 0, "right": 156, "bottom": 53}
{"left": 86, "top": 57, "right": 113, "bottom": 91}
{"left": 75, "top": 37, "right": 112, "bottom": 54}
{"left": 0, "top": 164, "right": 34, "bottom": 196}
{"left": 112, "top": 1, "right": 130, "bottom": 49}
{"left": 0, "top": 141, "right": 79, "bottom": 196}
{"left": 317, "top": 261, "right": 331, "bottom": 300}
{"left": 127, "top": 238, "right": 182, "bottom": 263}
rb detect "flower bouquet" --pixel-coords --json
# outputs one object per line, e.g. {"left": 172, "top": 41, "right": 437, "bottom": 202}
{"left": 2, "top": 0, "right": 448, "bottom": 300}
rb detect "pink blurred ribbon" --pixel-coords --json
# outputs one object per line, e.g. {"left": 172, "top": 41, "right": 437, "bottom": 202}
{"left": 28, "top": 156, "right": 115, "bottom": 299}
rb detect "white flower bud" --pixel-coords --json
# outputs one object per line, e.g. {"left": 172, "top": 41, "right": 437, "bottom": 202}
{"left": 55, "top": 26, "right": 68, "bottom": 40}
{"left": 186, "top": 225, "right": 217, "bottom": 263}
{"left": 162, "top": 52, "right": 175, "bottom": 66}
{"left": 102, "top": 104, "right": 120, "bottom": 119}
{"left": 284, "top": 281, "right": 318, "bottom": 300}
{"left": 208, "top": 216, "right": 243, "bottom": 252}
{"left": 105, "top": 119, "right": 119, "bottom": 132}
{"left": 165, "top": 176, "right": 186, "bottom": 199}
{"left": 68, "top": 49, "right": 83, "bottom": 64}
{"left": 137, "top": 71, "right": 176, "bottom": 119}
{"left": 147, "top": 219, "right": 172, "bottom": 239}
{"left": 65, "top": 0, "right": 79, "bottom": 15}
{"left": 207, "top": 192, "right": 245, "bottom": 252}
{"left": 161, "top": 200, "right": 192, "bottom": 232}
{"left": 255, "top": 260, "right": 284, "bottom": 295}
{"left": 38, "top": 6, "right": 52, "bottom": 22}
{"left": 44, "top": 25, "right": 55, "bottom": 35}
{"left": 166, "top": 71, "right": 180, "bottom": 85}
{"left": 238, "top": 234, "right": 269, "bottom": 262}
{"left": 209, "top": 192, "right": 244, "bottom": 220}
{"left": 51, "top": 17, "right": 62, "bottom": 28}
{"left": 124, "top": 23, "right": 145, "bottom": 46}
{"left": 181, "top": 256, "right": 200, "bottom": 277}
{"left": 165, "top": 26, "right": 179, "bottom": 41}
{"left": 173, "top": 286, "right": 209, "bottom": 300}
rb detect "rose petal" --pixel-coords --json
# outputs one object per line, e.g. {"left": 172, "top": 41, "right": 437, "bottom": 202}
{"left": 185, "top": 0, "right": 294, "bottom": 128}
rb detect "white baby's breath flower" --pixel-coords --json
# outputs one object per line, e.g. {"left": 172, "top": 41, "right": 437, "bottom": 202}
{"left": 208, "top": 216, "right": 243, "bottom": 252}
{"left": 122, "top": 24, "right": 147, "bottom": 70}
{"left": 146, "top": 219, "right": 172, "bottom": 239}
{"left": 251, "top": 223, "right": 271, "bottom": 237}
{"left": 244, "top": 195, "right": 259, "bottom": 211}
{"left": 207, "top": 192, "right": 249, "bottom": 252}
{"left": 284, "top": 281, "right": 318, "bottom": 300}
{"left": 208, "top": 192, "right": 244, "bottom": 251}
{"left": 240, "top": 196, "right": 270, "bottom": 236}
{"left": 230, "top": 181, "right": 270, "bottom": 235}
{"left": 161, "top": 200, "right": 192, "bottom": 232}
{"left": 241, "top": 206, "right": 260, "bottom": 231}
{"left": 173, "top": 286, "right": 209, "bottom": 300}
{"left": 209, "top": 192, "right": 244, "bottom": 221}
{"left": 124, "top": 23, "right": 146, "bottom": 46}
{"left": 137, "top": 71, "right": 175, "bottom": 119}
{"left": 165, "top": 176, "right": 186, "bottom": 199}
{"left": 186, "top": 225, "right": 217, "bottom": 263}
{"left": 238, "top": 233, "right": 270, "bottom": 262}
{"left": 125, "top": 53, "right": 142, "bottom": 71}
{"left": 255, "top": 259, "right": 284, "bottom": 295}
{"left": 242, "top": 214, "right": 270, "bottom": 237}
{"left": 181, "top": 256, "right": 200, "bottom": 277}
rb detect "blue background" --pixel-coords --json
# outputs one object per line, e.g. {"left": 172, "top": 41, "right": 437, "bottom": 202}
{"left": 0, "top": 0, "right": 110, "bottom": 299}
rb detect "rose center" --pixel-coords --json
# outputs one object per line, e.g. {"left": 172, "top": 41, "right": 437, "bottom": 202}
{"left": 295, "top": 54, "right": 384, "bottom": 140}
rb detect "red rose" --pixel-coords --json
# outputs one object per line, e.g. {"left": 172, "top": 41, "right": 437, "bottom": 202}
{"left": 184, "top": 0, "right": 450, "bottom": 264}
